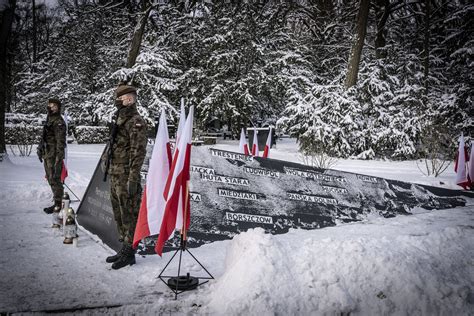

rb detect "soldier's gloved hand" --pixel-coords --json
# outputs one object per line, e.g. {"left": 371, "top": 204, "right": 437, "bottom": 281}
{"left": 127, "top": 180, "right": 139, "bottom": 197}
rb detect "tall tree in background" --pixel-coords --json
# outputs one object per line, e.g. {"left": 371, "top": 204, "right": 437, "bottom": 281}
{"left": 345, "top": 0, "right": 370, "bottom": 88}
{"left": 0, "top": 0, "right": 17, "bottom": 158}
{"left": 423, "top": 0, "right": 430, "bottom": 93}
{"left": 126, "top": 1, "right": 152, "bottom": 71}
{"left": 5, "top": 0, "right": 471, "bottom": 158}
{"left": 32, "top": 0, "right": 36, "bottom": 65}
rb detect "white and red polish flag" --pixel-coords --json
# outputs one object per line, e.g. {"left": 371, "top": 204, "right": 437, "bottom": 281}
{"left": 251, "top": 128, "right": 259, "bottom": 156}
{"left": 239, "top": 128, "right": 249, "bottom": 155}
{"left": 455, "top": 133, "right": 469, "bottom": 190}
{"left": 133, "top": 109, "right": 172, "bottom": 249}
{"left": 155, "top": 106, "right": 194, "bottom": 256}
{"left": 173, "top": 98, "right": 187, "bottom": 231}
{"left": 262, "top": 127, "right": 272, "bottom": 158}
{"left": 175, "top": 98, "right": 186, "bottom": 147}
{"left": 61, "top": 109, "right": 69, "bottom": 183}
{"left": 469, "top": 144, "right": 474, "bottom": 188}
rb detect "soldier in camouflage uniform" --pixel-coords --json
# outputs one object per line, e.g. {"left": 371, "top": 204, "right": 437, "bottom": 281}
{"left": 37, "top": 98, "right": 66, "bottom": 214}
{"left": 102, "top": 85, "right": 147, "bottom": 270}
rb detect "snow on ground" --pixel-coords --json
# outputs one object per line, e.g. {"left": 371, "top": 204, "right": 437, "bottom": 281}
{"left": 0, "top": 139, "right": 473, "bottom": 315}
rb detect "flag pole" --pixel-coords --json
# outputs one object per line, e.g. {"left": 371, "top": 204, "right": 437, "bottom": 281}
{"left": 157, "top": 105, "right": 213, "bottom": 299}
{"left": 181, "top": 180, "right": 190, "bottom": 244}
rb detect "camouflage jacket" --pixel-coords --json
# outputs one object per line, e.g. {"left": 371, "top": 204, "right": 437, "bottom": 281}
{"left": 107, "top": 104, "right": 147, "bottom": 183}
{"left": 43, "top": 113, "right": 66, "bottom": 161}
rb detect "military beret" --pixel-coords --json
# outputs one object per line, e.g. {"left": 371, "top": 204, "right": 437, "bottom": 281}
{"left": 115, "top": 85, "right": 137, "bottom": 98}
{"left": 48, "top": 98, "right": 61, "bottom": 107}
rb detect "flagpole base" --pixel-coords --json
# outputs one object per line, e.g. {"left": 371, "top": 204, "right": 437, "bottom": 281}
{"left": 167, "top": 273, "right": 199, "bottom": 291}
{"left": 158, "top": 246, "right": 214, "bottom": 300}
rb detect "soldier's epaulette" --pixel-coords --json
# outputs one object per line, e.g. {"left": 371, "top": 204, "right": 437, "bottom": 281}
{"left": 129, "top": 116, "right": 145, "bottom": 129}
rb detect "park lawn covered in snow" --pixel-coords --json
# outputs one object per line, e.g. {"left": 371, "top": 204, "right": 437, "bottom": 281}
{"left": 0, "top": 139, "right": 473, "bottom": 315}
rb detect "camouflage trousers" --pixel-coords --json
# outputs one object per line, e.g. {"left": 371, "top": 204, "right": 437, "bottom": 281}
{"left": 110, "top": 174, "right": 142, "bottom": 245}
{"left": 44, "top": 158, "right": 64, "bottom": 206}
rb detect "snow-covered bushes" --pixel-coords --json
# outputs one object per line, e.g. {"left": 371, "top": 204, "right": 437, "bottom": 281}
{"left": 74, "top": 126, "right": 108, "bottom": 144}
{"left": 5, "top": 124, "right": 42, "bottom": 145}
{"left": 5, "top": 123, "right": 42, "bottom": 157}
{"left": 415, "top": 123, "right": 454, "bottom": 177}
{"left": 5, "top": 112, "right": 45, "bottom": 126}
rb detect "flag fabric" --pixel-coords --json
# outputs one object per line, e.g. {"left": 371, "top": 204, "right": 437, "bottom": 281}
{"left": 239, "top": 128, "right": 249, "bottom": 155}
{"left": 454, "top": 145, "right": 469, "bottom": 173}
{"left": 133, "top": 109, "right": 173, "bottom": 249}
{"left": 262, "top": 127, "right": 272, "bottom": 158}
{"left": 455, "top": 133, "right": 469, "bottom": 190}
{"left": 251, "top": 129, "right": 259, "bottom": 156}
{"left": 173, "top": 102, "right": 192, "bottom": 233}
{"left": 60, "top": 161, "right": 68, "bottom": 183}
{"left": 173, "top": 98, "right": 186, "bottom": 231}
{"left": 61, "top": 110, "right": 69, "bottom": 183}
{"left": 155, "top": 106, "right": 194, "bottom": 256}
{"left": 175, "top": 98, "right": 186, "bottom": 146}
{"left": 469, "top": 144, "right": 474, "bottom": 187}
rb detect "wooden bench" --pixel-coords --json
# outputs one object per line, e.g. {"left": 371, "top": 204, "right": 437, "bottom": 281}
{"left": 202, "top": 136, "right": 217, "bottom": 145}
{"left": 203, "top": 132, "right": 223, "bottom": 138}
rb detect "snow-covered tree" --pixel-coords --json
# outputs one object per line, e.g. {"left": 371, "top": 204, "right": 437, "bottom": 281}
{"left": 5, "top": 0, "right": 471, "bottom": 158}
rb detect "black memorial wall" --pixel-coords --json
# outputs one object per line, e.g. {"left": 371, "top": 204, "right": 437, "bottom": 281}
{"left": 77, "top": 145, "right": 473, "bottom": 253}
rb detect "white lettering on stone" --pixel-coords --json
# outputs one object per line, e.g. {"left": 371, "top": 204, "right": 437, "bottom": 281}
{"left": 283, "top": 167, "right": 346, "bottom": 183}
{"left": 225, "top": 212, "right": 273, "bottom": 224}
{"left": 191, "top": 165, "right": 216, "bottom": 175}
{"left": 286, "top": 192, "right": 337, "bottom": 205}
{"left": 321, "top": 186, "right": 348, "bottom": 194}
{"left": 210, "top": 149, "right": 253, "bottom": 162}
{"left": 356, "top": 174, "right": 378, "bottom": 183}
{"left": 201, "top": 173, "right": 249, "bottom": 186}
{"left": 190, "top": 192, "right": 202, "bottom": 202}
{"left": 218, "top": 188, "right": 258, "bottom": 201}
{"left": 243, "top": 166, "right": 280, "bottom": 178}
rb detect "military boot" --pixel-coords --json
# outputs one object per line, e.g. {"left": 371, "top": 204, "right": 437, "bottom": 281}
{"left": 43, "top": 205, "right": 55, "bottom": 214}
{"left": 111, "top": 244, "right": 136, "bottom": 270}
{"left": 105, "top": 244, "right": 125, "bottom": 263}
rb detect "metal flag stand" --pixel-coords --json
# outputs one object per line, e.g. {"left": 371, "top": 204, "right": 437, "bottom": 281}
{"left": 63, "top": 182, "right": 81, "bottom": 203}
{"left": 158, "top": 183, "right": 213, "bottom": 299}
{"left": 158, "top": 236, "right": 214, "bottom": 300}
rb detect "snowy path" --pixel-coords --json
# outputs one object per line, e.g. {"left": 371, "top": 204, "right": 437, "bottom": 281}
{"left": 0, "top": 141, "right": 473, "bottom": 315}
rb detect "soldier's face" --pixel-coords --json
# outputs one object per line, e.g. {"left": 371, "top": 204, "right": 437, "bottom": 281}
{"left": 47, "top": 103, "right": 59, "bottom": 113}
{"left": 119, "top": 94, "right": 134, "bottom": 106}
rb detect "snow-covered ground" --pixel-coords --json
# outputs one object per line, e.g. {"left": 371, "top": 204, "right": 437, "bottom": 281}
{"left": 0, "top": 139, "right": 473, "bottom": 315}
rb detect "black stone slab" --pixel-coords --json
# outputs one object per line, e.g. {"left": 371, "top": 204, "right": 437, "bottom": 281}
{"left": 77, "top": 145, "right": 474, "bottom": 254}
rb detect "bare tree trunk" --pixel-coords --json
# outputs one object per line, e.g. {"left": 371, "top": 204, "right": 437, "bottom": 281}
{"left": 375, "top": 0, "right": 390, "bottom": 59}
{"left": 344, "top": 0, "right": 370, "bottom": 89}
{"left": 32, "top": 0, "right": 37, "bottom": 64}
{"left": 423, "top": 0, "right": 430, "bottom": 94}
{"left": 0, "top": 0, "right": 17, "bottom": 157}
{"left": 126, "top": 3, "right": 152, "bottom": 72}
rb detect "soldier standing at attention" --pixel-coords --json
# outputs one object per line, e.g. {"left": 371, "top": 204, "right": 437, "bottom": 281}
{"left": 37, "top": 98, "right": 66, "bottom": 214}
{"left": 102, "top": 85, "right": 147, "bottom": 270}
